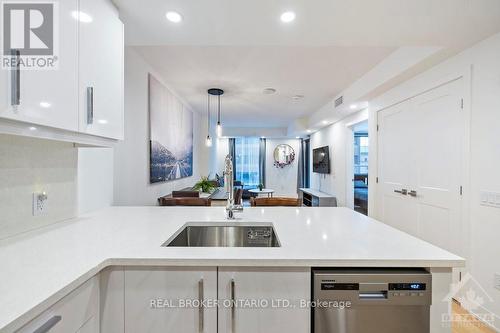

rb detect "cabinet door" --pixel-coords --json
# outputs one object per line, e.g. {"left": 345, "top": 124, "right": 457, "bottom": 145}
{"left": 0, "top": 0, "right": 79, "bottom": 131}
{"left": 124, "top": 267, "right": 217, "bottom": 333}
{"left": 17, "top": 276, "right": 99, "bottom": 333}
{"left": 218, "top": 267, "right": 310, "bottom": 333}
{"left": 79, "top": 0, "right": 124, "bottom": 139}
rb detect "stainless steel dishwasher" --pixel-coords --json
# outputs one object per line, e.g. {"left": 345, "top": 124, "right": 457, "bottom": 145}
{"left": 313, "top": 268, "right": 432, "bottom": 333}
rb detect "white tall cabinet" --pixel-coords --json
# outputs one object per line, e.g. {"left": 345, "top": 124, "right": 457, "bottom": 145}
{"left": 79, "top": 0, "right": 124, "bottom": 139}
{"left": 0, "top": 0, "right": 79, "bottom": 131}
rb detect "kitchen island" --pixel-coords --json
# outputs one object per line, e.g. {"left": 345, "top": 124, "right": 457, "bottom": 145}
{"left": 0, "top": 207, "right": 464, "bottom": 332}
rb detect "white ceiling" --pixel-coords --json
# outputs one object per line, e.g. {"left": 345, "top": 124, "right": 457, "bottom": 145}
{"left": 134, "top": 45, "right": 394, "bottom": 126}
{"left": 114, "top": 0, "right": 500, "bottom": 126}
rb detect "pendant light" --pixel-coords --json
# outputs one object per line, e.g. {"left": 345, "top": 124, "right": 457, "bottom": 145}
{"left": 205, "top": 93, "right": 212, "bottom": 147}
{"left": 208, "top": 88, "right": 224, "bottom": 137}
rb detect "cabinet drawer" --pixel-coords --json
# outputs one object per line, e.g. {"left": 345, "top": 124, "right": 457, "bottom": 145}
{"left": 17, "top": 276, "right": 99, "bottom": 333}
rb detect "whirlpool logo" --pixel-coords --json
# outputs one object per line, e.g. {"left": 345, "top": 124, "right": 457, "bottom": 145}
{"left": 1, "top": 1, "right": 59, "bottom": 69}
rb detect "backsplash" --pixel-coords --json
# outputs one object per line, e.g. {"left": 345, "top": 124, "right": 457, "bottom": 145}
{"left": 0, "top": 134, "right": 77, "bottom": 239}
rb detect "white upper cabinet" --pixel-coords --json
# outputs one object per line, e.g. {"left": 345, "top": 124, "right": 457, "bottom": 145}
{"left": 0, "top": 0, "right": 79, "bottom": 131}
{"left": 78, "top": 0, "right": 124, "bottom": 140}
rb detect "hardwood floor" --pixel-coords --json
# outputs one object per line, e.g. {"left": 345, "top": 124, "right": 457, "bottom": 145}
{"left": 452, "top": 301, "right": 497, "bottom": 333}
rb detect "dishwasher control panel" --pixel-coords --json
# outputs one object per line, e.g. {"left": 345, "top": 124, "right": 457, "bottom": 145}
{"left": 313, "top": 268, "right": 432, "bottom": 305}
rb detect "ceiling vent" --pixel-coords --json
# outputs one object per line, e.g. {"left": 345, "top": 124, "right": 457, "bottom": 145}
{"left": 334, "top": 96, "right": 343, "bottom": 108}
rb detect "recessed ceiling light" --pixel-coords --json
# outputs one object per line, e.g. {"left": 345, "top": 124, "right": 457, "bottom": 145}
{"left": 295, "top": 136, "right": 300, "bottom": 139}
{"left": 29, "top": 126, "right": 37, "bottom": 131}
{"left": 71, "top": 11, "right": 93, "bottom": 23}
{"left": 166, "top": 11, "right": 182, "bottom": 23}
{"left": 263, "top": 88, "right": 277, "bottom": 95}
{"left": 322, "top": 120, "right": 329, "bottom": 125}
{"left": 39, "top": 101, "right": 51, "bottom": 108}
{"left": 306, "top": 129, "right": 312, "bottom": 133}
{"left": 350, "top": 104, "right": 358, "bottom": 110}
{"left": 280, "top": 11, "right": 296, "bottom": 23}
{"left": 97, "top": 119, "right": 108, "bottom": 124}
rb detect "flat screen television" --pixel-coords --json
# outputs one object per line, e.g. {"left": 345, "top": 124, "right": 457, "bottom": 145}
{"left": 313, "top": 146, "right": 330, "bottom": 174}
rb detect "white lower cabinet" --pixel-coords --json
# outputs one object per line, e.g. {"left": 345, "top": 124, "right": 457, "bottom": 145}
{"left": 218, "top": 267, "right": 310, "bottom": 333}
{"left": 17, "top": 267, "right": 310, "bottom": 333}
{"left": 123, "top": 267, "right": 218, "bottom": 333}
{"left": 17, "top": 276, "right": 99, "bottom": 333}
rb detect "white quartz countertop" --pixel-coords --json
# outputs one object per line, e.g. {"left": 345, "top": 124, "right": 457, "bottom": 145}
{"left": 0, "top": 206, "right": 464, "bottom": 331}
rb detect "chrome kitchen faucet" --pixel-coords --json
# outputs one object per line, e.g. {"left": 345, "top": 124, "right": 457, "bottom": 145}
{"left": 224, "top": 154, "right": 243, "bottom": 219}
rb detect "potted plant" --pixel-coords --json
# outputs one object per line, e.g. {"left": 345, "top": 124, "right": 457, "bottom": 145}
{"left": 193, "top": 176, "right": 216, "bottom": 193}
{"left": 258, "top": 183, "right": 264, "bottom": 191}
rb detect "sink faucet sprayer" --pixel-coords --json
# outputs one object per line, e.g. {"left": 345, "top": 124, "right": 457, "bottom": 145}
{"left": 224, "top": 154, "right": 243, "bottom": 219}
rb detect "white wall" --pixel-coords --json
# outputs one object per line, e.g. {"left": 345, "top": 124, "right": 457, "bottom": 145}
{"left": 77, "top": 147, "right": 114, "bottom": 214}
{"left": 0, "top": 134, "right": 77, "bottom": 239}
{"left": 113, "top": 48, "right": 209, "bottom": 206}
{"left": 265, "top": 139, "right": 300, "bottom": 197}
{"left": 367, "top": 32, "right": 500, "bottom": 326}
{"left": 309, "top": 110, "right": 368, "bottom": 207}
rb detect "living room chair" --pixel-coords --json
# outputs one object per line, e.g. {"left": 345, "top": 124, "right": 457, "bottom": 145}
{"left": 172, "top": 190, "right": 200, "bottom": 198}
{"left": 250, "top": 197, "right": 300, "bottom": 207}
{"left": 158, "top": 197, "right": 212, "bottom": 206}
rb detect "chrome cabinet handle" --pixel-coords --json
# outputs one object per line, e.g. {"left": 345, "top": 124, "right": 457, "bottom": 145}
{"left": 11, "top": 49, "right": 20, "bottom": 106}
{"left": 231, "top": 279, "right": 235, "bottom": 333}
{"left": 86, "top": 87, "right": 94, "bottom": 124}
{"left": 199, "top": 279, "right": 204, "bottom": 333}
{"left": 394, "top": 189, "right": 408, "bottom": 195}
{"left": 33, "top": 315, "right": 62, "bottom": 333}
{"left": 408, "top": 190, "right": 418, "bottom": 197}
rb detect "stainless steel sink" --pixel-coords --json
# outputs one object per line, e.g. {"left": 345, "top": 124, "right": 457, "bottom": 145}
{"left": 163, "top": 223, "right": 281, "bottom": 247}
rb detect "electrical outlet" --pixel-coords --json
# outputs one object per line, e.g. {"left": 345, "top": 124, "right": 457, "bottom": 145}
{"left": 495, "top": 273, "right": 500, "bottom": 291}
{"left": 32, "top": 192, "right": 48, "bottom": 216}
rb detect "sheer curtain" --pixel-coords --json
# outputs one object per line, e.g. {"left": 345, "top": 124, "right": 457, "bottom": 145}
{"left": 297, "top": 138, "right": 310, "bottom": 193}
{"left": 234, "top": 137, "right": 260, "bottom": 188}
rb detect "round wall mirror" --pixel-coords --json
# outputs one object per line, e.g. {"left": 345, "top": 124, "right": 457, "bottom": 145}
{"left": 273, "top": 144, "right": 295, "bottom": 168}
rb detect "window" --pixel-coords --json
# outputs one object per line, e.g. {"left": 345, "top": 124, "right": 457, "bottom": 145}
{"left": 354, "top": 134, "right": 369, "bottom": 174}
{"left": 234, "top": 137, "right": 260, "bottom": 188}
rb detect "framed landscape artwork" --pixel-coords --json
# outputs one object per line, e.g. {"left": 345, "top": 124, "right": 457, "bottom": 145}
{"left": 148, "top": 74, "right": 193, "bottom": 183}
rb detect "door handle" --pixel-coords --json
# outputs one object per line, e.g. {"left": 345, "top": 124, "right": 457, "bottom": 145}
{"left": 11, "top": 49, "right": 20, "bottom": 106}
{"left": 394, "top": 189, "right": 408, "bottom": 195}
{"left": 408, "top": 190, "right": 418, "bottom": 197}
{"left": 33, "top": 315, "right": 62, "bottom": 333}
{"left": 86, "top": 87, "right": 94, "bottom": 124}
{"left": 231, "top": 279, "right": 235, "bottom": 333}
{"left": 198, "top": 279, "right": 204, "bottom": 333}
{"left": 359, "top": 291, "right": 388, "bottom": 300}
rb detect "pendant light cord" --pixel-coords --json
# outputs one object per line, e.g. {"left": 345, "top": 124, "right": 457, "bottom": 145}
{"left": 218, "top": 94, "right": 221, "bottom": 124}
{"left": 207, "top": 93, "right": 211, "bottom": 133}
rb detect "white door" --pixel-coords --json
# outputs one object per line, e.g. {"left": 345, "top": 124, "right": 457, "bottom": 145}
{"left": 377, "top": 79, "right": 464, "bottom": 254}
{"left": 124, "top": 267, "right": 217, "bottom": 333}
{"left": 0, "top": 0, "right": 79, "bottom": 131}
{"left": 79, "top": 0, "right": 124, "bottom": 139}
{"left": 410, "top": 80, "right": 463, "bottom": 254}
{"left": 218, "top": 267, "right": 310, "bottom": 333}
{"left": 377, "top": 99, "right": 419, "bottom": 235}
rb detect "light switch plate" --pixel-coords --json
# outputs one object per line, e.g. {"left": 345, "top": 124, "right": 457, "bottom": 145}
{"left": 495, "top": 273, "right": 500, "bottom": 291}
{"left": 480, "top": 191, "right": 500, "bottom": 208}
